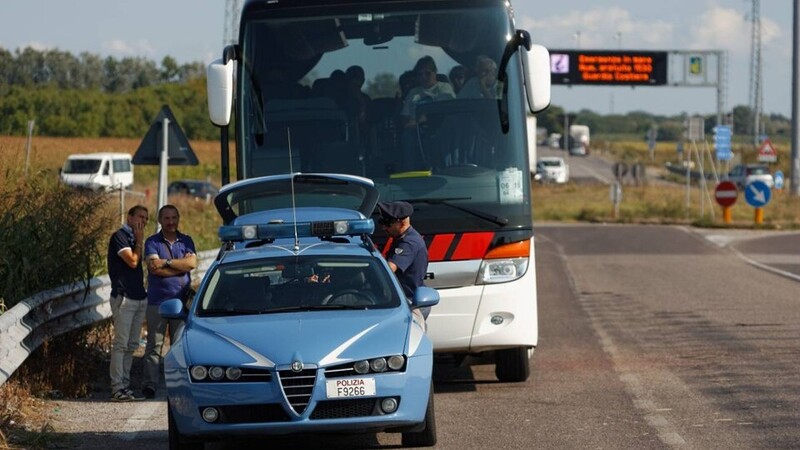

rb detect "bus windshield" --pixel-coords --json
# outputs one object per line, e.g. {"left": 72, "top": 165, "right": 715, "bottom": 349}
{"left": 238, "top": 2, "right": 532, "bottom": 232}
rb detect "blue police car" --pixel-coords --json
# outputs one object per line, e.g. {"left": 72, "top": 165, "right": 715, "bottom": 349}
{"left": 160, "top": 174, "right": 439, "bottom": 449}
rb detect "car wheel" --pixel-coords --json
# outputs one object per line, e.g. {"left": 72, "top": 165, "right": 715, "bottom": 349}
{"left": 169, "top": 403, "right": 204, "bottom": 450}
{"left": 401, "top": 383, "right": 437, "bottom": 448}
{"left": 495, "top": 347, "right": 531, "bottom": 382}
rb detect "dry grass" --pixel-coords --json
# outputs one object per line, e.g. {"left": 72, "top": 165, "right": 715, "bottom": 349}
{"left": 533, "top": 181, "right": 800, "bottom": 228}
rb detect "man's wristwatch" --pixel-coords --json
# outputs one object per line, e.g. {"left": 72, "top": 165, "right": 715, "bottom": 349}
{"left": 165, "top": 259, "right": 173, "bottom": 268}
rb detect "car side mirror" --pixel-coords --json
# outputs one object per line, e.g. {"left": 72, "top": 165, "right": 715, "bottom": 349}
{"left": 410, "top": 286, "right": 440, "bottom": 309}
{"left": 159, "top": 298, "right": 187, "bottom": 320}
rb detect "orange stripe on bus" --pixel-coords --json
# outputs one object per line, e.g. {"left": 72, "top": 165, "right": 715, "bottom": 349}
{"left": 427, "top": 234, "right": 455, "bottom": 262}
{"left": 451, "top": 232, "right": 494, "bottom": 260}
{"left": 484, "top": 240, "right": 530, "bottom": 259}
{"left": 381, "top": 238, "right": 394, "bottom": 257}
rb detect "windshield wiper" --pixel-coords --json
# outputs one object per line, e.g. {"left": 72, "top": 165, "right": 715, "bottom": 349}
{"left": 406, "top": 198, "right": 509, "bottom": 226}
{"left": 267, "top": 304, "right": 368, "bottom": 313}
{"left": 200, "top": 308, "right": 267, "bottom": 317}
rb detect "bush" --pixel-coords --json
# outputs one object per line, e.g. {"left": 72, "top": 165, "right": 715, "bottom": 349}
{"left": 0, "top": 166, "right": 114, "bottom": 308}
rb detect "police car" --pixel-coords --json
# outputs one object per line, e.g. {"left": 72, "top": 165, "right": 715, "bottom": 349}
{"left": 160, "top": 174, "right": 439, "bottom": 449}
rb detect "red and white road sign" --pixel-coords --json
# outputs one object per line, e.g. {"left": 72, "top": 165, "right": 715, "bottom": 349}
{"left": 715, "top": 181, "right": 738, "bottom": 207}
{"left": 757, "top": 138, "right": 778, "bottom": 162}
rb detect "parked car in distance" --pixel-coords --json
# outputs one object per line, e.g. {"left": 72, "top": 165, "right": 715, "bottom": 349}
{"left": 568, "top": 143, "right": 588, "bottom": 156}
{"left": 167, "top": 179, "right": 219, "bottom": 200}
{"left": 536, "top": 156, "right": 569, "bottom": 184}
{"left": 727, "top": 164, "right": 773, "bottom": 189}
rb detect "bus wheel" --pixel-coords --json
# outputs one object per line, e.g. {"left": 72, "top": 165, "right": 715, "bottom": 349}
{"left": 495, "top": 347, "right": 530, "bottom": 382}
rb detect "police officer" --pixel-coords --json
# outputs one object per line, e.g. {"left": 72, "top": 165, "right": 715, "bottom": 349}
{"left": 377, "top": 201, "right": 429, "bottom": 316}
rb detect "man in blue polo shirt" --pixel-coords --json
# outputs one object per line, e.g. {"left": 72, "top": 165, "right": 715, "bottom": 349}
{"left": 107, "top": 205, "right": 149, "bottom": 402}
{"left": 143, "top": 205, "right": 197, "bottom": 399}
{"left": 377, "top": 201, "right": 430, "bottom": 317}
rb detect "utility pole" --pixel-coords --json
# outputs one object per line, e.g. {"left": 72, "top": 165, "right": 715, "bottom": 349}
{"left": 792, "top": 0, "right": 800, "bottom": 195}
{"left": 224, "top": 0, "right": 243, "bottom": 47}
{"left": 749, "top": 0, "right": 763, "bottom": 148}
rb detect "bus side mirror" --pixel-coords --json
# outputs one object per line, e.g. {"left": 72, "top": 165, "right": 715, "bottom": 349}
{"left": 207, "top": 57, "right": 235, "bottom": 127}
{"left": 523, "top": 43, "right": 551, "bottom": 114}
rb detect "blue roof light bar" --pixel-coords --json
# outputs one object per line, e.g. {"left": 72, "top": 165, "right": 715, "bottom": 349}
{"left": 219, "top": 218, "right": 375, "bottom": 242}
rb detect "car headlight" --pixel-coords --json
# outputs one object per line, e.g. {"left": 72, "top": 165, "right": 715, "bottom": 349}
{"left": 476, "top": 258, "right": 528, "bottom": 284}
{"left": 226, "top": 367, "right": 242, "bottom": 381}
{"left": 208, "top": 366, "right": 225, "bottom": 381}
{"left": 190, "top": 365, "right": 208, "bottom": 381}
{"left": 370, "top": 358, "right": 387, "bottom": 373}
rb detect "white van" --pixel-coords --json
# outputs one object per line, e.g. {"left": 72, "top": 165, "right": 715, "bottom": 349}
{"left": 60, "top": 153, "right": 134, "bottom": 191}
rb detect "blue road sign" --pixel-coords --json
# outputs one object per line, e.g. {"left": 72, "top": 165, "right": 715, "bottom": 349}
{"left": 713, "top": 125, "right": 732, "bottom": 160}
{"left": 744, "top": 180, "right": 772, "bottom": 208}
{"left": 774, "top": 170, "right": 784, "bottom": 190}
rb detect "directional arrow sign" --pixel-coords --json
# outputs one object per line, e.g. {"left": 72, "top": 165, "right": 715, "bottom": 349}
{"left": 744, "top": 180, "right": 771, "bottom": 208}
{"left": 774, "top": 170, "right": 784, "bottom": 190}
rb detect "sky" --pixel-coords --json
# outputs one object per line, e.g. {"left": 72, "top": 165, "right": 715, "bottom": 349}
{"left": 0, "top": 0, "right": 794, "bottom": 117}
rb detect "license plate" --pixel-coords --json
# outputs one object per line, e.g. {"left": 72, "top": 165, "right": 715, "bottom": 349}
{"left": 325, "top": 377, "right": 376, "bottom": 398}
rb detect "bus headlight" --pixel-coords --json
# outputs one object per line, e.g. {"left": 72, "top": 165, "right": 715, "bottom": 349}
{"left": 476, "top": 258, "right": 528, "bottom": 284}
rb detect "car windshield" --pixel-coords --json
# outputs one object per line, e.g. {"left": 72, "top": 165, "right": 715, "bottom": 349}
{"left": 63, "top": 159, "right": 101, "bottom": 174}
{"left": 747, "top": 166, "right": 769, "bottom": 175}
{"left": 197, "top": 255, "right": 401, "bottom": 316}
{"left": 540, "top": 160, "right": 562, "bottom": 167}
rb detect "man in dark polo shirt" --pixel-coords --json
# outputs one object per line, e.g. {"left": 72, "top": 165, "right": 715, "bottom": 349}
{"left": 377, "top": 201, "right": 430, "bottom": 317}
{"left": 143, "top": 205, "right": 197, "bottom": 399}
{"left": 107, "top": 205, "right": 149, "bottom": 402}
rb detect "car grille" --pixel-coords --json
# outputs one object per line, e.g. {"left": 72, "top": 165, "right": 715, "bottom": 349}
{"left": 310, "top": 398, "right": 380, "bottom": 419}
{"left": 278, "top": 368, "right": 317, "bottom": 414}
{"left": 209, "top": 404, "right": 290, "bottom": 423}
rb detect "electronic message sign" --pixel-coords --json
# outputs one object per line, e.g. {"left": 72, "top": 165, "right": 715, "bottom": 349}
{"left": 550, "top": 50, "right": 668, "bottom": 86}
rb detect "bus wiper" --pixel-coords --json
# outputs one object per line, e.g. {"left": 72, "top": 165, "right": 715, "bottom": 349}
{"left": 406, "top": 198, "right": 509, "bottom": 226}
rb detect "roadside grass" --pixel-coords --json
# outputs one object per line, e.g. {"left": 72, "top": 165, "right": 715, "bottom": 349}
{"left": 533, "top": 181, "right": 800, "bottom": 229}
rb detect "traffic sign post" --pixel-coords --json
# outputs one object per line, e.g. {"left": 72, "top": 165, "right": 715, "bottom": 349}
{"left": 714, "top": 181, "right": 737, "bottom": 224}
{"left": 744, "top": 180, "right": 772, "bottom": 225}
{"left": 774, "top": 170, "right": 785, "bottom": 190}
{"left": 713, "top": 125, "right": 733, "bottom": 162}
{"left": 756, "top": 138, "right": 778, "bottom": 163}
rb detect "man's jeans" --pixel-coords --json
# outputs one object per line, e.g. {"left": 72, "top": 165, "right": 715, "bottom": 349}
{"left": 109, "top": 295, "right": 147, "bottom": 393}
{"left": 144, "top": 304, "right": 181, "bottom": 392}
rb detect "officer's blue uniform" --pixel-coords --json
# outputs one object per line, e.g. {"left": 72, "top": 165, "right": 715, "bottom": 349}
{"left": 378, "top": 201, "right": 429, "bottom": 302}
{"left": 386, "top": 226, "right": 427, "bottom": 298}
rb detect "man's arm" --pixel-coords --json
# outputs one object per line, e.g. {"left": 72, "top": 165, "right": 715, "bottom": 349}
{"left": 116, "top": 222, "right": 144, "bottom": 268}
{"left": 147, "top": 253, "right": 197, "bottom": 276}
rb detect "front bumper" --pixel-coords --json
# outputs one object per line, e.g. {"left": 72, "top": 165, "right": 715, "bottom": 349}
{"left": 167, "top": 355, "right": 432, "bottom": 438}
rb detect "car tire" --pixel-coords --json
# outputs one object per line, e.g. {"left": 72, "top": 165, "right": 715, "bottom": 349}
{"left": 495, "top": 347, "right": 531, "bottom": 382}
{"left": 401, "top": 383, "right": 437, "bottom": 447}
{"left": 169, "top": 403, "right": 204, "bottom": 450}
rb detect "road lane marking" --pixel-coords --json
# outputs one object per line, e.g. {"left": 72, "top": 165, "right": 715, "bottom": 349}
{"left": 119, "top": 401, "right": 163, "bottom": 441}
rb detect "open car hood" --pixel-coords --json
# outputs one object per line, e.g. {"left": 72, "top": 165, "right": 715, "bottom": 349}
{"left": 215, "top": 173, "right": 379, "bottom": 225}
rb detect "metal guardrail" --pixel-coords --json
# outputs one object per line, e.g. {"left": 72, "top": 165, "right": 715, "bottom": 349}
{"left": 0, "top": 250, "right": 217, "bottom": 387}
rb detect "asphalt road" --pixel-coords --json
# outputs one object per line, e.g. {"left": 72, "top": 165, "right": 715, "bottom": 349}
{"left": 44, "top": 225, "right": 800, "bottom": 449}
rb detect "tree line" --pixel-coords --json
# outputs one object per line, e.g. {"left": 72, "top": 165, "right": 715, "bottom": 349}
{"left": 0, "top": 47, "right": 217, "bottom": 140}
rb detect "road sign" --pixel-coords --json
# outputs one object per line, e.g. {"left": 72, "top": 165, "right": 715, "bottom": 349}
{"left": 744, "top": 180, "right": 772, "bottom": 208}
{"left": 713, "top": 125, "right": 733, "bottom": 161}
{"left": 774, "top": 170, "right": 784, "bottom": 190}
{"left": 757, "top": 138, "right": 778, "bottom": 163}
{"left": 714, "top": 181, "right": 738, "bottom": 207}
{"left": 133, "top": 105, "right": 199, "bottom": 166}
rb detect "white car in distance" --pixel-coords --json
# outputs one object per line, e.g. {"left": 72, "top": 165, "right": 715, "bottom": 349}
{"left": 536, "top": 156, "right": 569, "bottom": 184}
